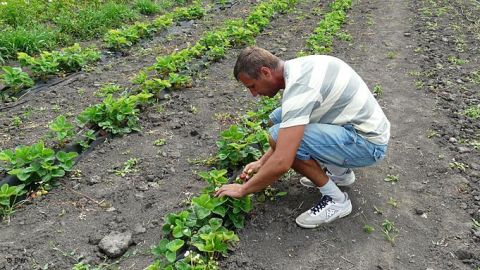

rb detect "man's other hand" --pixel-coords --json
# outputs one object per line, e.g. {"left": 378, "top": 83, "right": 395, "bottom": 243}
{"left": 215, "top": 184, "right": 246, "bottom": 198}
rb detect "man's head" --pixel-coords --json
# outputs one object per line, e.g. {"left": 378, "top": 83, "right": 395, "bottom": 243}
{"left": 233, "top": 47, "right": 284, "bottom": 97}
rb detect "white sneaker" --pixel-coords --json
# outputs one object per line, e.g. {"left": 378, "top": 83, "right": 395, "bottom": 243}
{"left": 300, "top": 169, "right": 355, "bottom": 187}
{"left": 295, "top": 193, "right": 352, "bottom": 228}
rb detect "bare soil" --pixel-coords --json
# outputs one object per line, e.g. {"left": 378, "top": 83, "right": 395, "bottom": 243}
{"left": 0, "top": 0, "right": 479, "bottom": 269}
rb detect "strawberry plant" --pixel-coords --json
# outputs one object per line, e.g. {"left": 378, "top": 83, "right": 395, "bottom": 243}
{"left": 162, "top": 210, "right": 199, "bottom": 239}
{"left": 168, "top": 73, "right": 192, "bottom": 89}
{"left": 76, "top": 93, "right": 152, "bottom": 135}
{"left": 0, "top": 66, "right": 34, "bottom": 93}
{"left": 205, "top": 45, "right": 227, "bottom": 62}
{"left": 175, "top": 5, "right": 205, "bottom": 20}
{"left": 196, "top": 171, "right": 253, "bottom": 229}
{"left": 17, "top": 44, "right": 100, "bottom": 78}
{"left": 48, "top": 115, "right": 75, "bottom": 147}
{"left": 0, "top": 141, "right": 78, "bottom": 189}
{"left": 198, "top": 169, "right": 229, "bottom": 194}
{"left": 55, "top": 43, "right": 101, "bottom": 73}
{"left": 104, "top": 28, "right": 140, "bottom": 51}
{"left": 96, "top": 83, "right": 123, "bottom": 97}
{"left": 78, "top": 129, "right": 96, "bottom": 150}
{"left": 192, "top": 194, "right": 226, "bottom": 220}
{"left": 142, "top": 78, "right": 172, "bottom": 93}
{"left": 152, "top": 15, "right": 174, "bottom": 29}
{"left": 216, "top": 124, "right": 268, "bottom": 169}
{"left": 0, "top": 184, "right": 26, "bottom": 220}
{"left": 191, "top": 218, "right": 239, "bottom": 258}
{"left": 224, "top": 20, "right": 255, "bottom": 46}
{"left": 151, "top": 239, "right": 185, "bottom": 265}
{"left": 17, "top": 51, "right": 59, "bottom": 79}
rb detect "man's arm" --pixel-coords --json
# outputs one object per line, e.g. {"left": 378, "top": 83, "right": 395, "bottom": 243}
{"left": 215, "top": 125, "right": 305, "bottom": 198}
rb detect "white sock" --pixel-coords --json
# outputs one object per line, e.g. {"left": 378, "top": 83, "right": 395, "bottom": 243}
{"left": 318, "top": 179, "right": 345, "bottom": 202}
{"left": 326, "top": 164, "right": 348, "bottom": 176}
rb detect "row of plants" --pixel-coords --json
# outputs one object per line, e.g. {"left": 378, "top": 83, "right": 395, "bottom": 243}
{"left": 0, "top": 43, "right": 101, "bottom": 101}
{"left": 0, "top": 1, "right": 211, "bottom": 102}
{"left": 304, "top": 0, "right": 352, "bottom": 54}
{"left": 144, "top": 0, "right": 357, "bottom": 268}
{"left": 105, "top": 2, "right": 206, "bottom": 51}
{"left": 147, "top": 96, "right": 280, "bottom": 269}
{"left": 133, "top": 0, "right": 297, "bottom": 97}
{"left": 0, "top": 0, "right": 190, "bottom": 62}
{"left": 0, "top": 91, "right": 152, "bottom": 221}
{"left": 0, "top": 0, "right": 267, "bottom": 218}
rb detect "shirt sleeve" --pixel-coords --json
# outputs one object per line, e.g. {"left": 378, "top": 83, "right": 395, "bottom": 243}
{"left": 280, "top": 82, "right": 319, "bottom": 128}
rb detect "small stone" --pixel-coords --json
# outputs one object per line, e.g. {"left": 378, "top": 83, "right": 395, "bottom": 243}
{"left": 147, "top": 113, "right": 162, "bottom": 122}
{"left": 415, "top": 208, "right": 424, "bottom": 215}
{"left": 449, "top": 137, "right": 457, "bottom": 143}
{"left": 454, "top": 249, "right": 473, "bottom": 260}
{"left": 170, "top": 151, "right": 181, "bottom": 159}
{"left": 88, "top": 175, "right": 101, "bottom": 185}
{"left": 133, "top": 223, "right": 146, "bottom": 234}
{"left": 136, "top": 183, "right": 149, "bottom": 191}
{"left": 148, "top": 182, "right": 160, "bottom": 189}
{"left": 146, "top": 175, "right": 155, "bottom": 182}
{"left": 207, "top": 92, "right": 214, "bottom": 98}
{"left": 98, "top": 231, "right": 133, "bottom": 258}
{"left": 404, "top": 32, "right": 411, "bottom": 37}
{"left": 456, "top": 147, "right": 470, "bottom": 153}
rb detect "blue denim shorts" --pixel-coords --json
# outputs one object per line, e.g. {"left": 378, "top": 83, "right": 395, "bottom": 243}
{"left": 268, "top": 108, "right": 387, "bottom": 168}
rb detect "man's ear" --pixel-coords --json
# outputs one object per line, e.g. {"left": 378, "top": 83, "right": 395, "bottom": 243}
{"left": 260, "top": 66, "right": 271, "bottom": 78}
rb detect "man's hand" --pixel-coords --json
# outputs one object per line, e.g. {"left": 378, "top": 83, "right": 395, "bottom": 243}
{"left": 215, "top": 184, "right": 246, "bottom": 198}
{"left": 239, "top": 160, "right": 262, "bottom": 181}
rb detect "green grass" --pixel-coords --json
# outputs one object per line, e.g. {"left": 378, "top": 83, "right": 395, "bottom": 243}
{"left": 53, "top": 2, "right": 138, "bottom": 39}
{"left": 0, "top": 0, "right": 144, "bottom": 60}
{"left": 464, "top": 104, "right": 480, "bottom": 120}
{"left": 0, "top": 26, "right": 64, "bottom": 60}
{"left": 134, "top": 0, "right": 161, "bottom": 15}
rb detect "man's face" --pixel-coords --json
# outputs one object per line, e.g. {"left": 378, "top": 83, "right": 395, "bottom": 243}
{"left": 238, "top": 68, "right": 279, "bottom": 98}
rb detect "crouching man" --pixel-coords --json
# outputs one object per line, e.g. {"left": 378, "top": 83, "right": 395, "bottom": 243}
{"left": 215, "top": 47, "right": 390, "bottom": 228}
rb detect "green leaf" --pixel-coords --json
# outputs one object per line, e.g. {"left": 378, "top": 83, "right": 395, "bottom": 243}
{"left": 166, "top": 239, "right": 184, "bottom": 252}
{"left": 165, "top": 251, "right": 176, "bottom": 263}
{"left": 212, "top": 205, "right": 227, "bottom": 217}
{"left": 152, "top": 239, "right": 169, "bottom": 256}
{"left": 175, "top": 261, "right": 190, "bottom": 270}
{"left": 209, "top": 218, "right": 223, "bottom": 230}
{"left": 51, "top": 169, "right": 66, "bottom": 178}
{"left": 194, "top": 204, "right": 211, "bottom": 220}
{"left": 172, "top": 226, "right": 184, "bottom": 238}
{"left": 228, "top": 212, "right": 245, "bottom": 229}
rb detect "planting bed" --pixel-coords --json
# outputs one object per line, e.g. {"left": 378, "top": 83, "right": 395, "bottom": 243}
{"left": 0, "top": 0, "right": 479, "bottom": 269}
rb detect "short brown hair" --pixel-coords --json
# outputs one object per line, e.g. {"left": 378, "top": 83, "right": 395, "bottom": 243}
{"left": 233, "top": 47, "right": 281, "bottom": 80}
